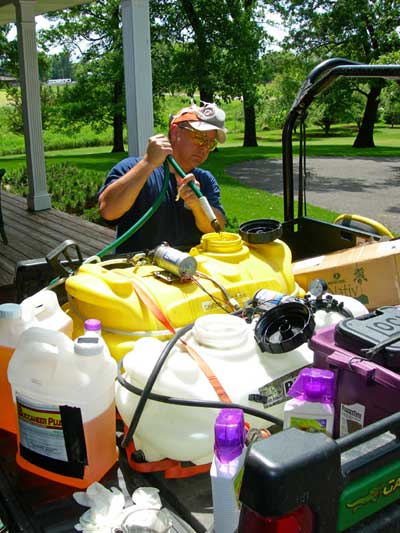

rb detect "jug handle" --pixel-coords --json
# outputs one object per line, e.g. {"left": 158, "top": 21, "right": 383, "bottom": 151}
{"left": 19, "top": 326, "right": 73, "bottom": 354}
{"left": 22, "top": 289, "right": 59, "bottom": 318}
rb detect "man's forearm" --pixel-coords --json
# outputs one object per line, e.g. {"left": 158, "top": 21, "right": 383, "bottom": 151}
{"left": 99, "top": 160, "right": 156, "bottom": 220}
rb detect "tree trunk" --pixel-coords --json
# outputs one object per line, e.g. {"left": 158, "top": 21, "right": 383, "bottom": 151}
{"left": 243, "top": 96, "right": 258, "bottom": 147}
{"left": 111, "top": 79, "right": 124, "bottom": 153}
{"left": 353, "top": 85, "right": 382, "bottom": 148}
{"left": 199, "top": 89, "right": 214, "bottom": 104}
{"left": 112, "top": 112, "right": 124, "bottom": 153}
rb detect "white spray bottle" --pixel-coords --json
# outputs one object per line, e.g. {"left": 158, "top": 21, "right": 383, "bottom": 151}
{"left": 283, "top": 367, "right": 336, "bottom": 437}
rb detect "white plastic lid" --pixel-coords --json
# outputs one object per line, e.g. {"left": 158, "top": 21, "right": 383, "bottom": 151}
{"left": 0, "top": 303, "right": 22, "bottom": 320}
{"left": 74, "top": 335, "right": 103, "bottom": 356}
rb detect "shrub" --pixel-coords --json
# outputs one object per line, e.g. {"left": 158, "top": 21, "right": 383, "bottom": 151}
{"left": 3, "top": 162, "right": 106, "bottom": 223}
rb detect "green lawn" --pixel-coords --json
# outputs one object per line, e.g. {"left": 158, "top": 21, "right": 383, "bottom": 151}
{"left": 0, "top": 123, "right": 398, "bottom": 231}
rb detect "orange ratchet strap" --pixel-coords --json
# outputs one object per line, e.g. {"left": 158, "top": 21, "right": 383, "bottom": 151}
{"left": 116, "top": 270, "right": 232, "bottom": 403}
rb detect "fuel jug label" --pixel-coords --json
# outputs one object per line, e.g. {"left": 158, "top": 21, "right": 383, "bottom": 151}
{"left": 340, "top": 403, "right": 365, "bottom": 437}
{"left": 249, "top": 367, "right": 310, "bottom": 408}
{"left": 16, "top": 396, "right": 68, "bottom": 461}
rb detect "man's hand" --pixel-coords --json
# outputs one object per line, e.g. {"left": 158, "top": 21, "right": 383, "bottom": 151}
{"left": 144, "top": 134, "right": 173, "bottom": 168}
{"left": 175, "top": 173, "right": 200, "bottom": 208}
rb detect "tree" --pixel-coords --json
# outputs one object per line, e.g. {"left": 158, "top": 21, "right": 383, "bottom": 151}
{"left": 275, "top": 0, "right": 400, "bottom": 147}
{"left": 48, "top": 50, "right": 74, "bottom": 80}
{"left": 381, "top": 83, "right": 400, "bottom": 127}
{"left": 150, "top": 0, "right": 268, "bottom": 147}
{"left": 257, "top": 51, "right": 312, "bottom": 130}
{"left": 39, "top": 0, "right": 125, "bottom": 152}
{"left": 308, "top": 81, "right": 365, "bottom": 134}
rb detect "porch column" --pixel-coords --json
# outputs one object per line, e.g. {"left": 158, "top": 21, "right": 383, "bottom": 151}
{"left": 121, "top": 0, "right": 154, "bottom": 157}
{"left": 15, "top": 0, "right": 51, "bottom": 211}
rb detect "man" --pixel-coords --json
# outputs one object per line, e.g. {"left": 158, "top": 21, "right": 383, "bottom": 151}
{"left": 98, "top": 102, "right": 227, "bottom": 253}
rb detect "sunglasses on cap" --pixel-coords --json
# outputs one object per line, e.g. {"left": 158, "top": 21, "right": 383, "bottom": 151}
{"left": 178, "top": 124, "right": 218, "bottom": 152}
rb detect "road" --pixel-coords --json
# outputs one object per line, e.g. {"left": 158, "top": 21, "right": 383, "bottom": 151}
{"left": 226, "top": 156, "right": 400, "bottom": 235}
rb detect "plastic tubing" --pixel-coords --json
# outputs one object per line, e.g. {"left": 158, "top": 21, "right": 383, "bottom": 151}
{"left": 167, "top": 155, "right": 202, "bottom": 198}
{"left": 96, "top": 159, "right": 172, "bottom": 258}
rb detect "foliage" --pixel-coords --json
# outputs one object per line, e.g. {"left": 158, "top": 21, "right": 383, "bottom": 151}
{"left": 377, "top": 51, "right": 400, "bottom": 127}
{"left": 257, "top": 52, "right": 313, "bottom": 129}
{"left": 47, "top": 51, "right": 75, "bottom": 80}
{"left": 381, "top": 82, "right": 400, "bottom": 126}
{"left": 150, "top": 0, "right": 269, "bottom": 146}
{"left": 274, "top": 0, "right": 400, "bottom": 147}
{"left": 4, "top": 85, "right": 59, "bottom": 133}
{"left": 308, "top": 80, "right": 365, "bottom": 134}
{"left": 2, "top": 162, "right": 105, "bottom": 223}
{"left": 39, "top": 0, "right": 126, "bottom": 152}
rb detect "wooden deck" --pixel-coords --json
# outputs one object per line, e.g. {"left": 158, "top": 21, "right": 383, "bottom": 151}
{"left": 0, "top": 190, "right": 115, "bottom": 288}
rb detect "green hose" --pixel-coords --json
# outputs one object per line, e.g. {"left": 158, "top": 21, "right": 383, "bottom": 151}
{"left": 167, "top": 155, "right": 203, "bottom": 198}
{"left": 96, "top": 160, "right": 171, "bottom": 258}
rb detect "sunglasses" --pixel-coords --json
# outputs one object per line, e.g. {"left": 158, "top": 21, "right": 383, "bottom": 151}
{"left": 178, "top": 125, "right": 218, "bottom": 151}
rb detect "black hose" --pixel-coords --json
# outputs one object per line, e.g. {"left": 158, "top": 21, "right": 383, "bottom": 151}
{"left": 117, "top": 368, "right": 284, "bottom": 427}
{"left": 119, "top": 323, "right": 284, "bottom": 448}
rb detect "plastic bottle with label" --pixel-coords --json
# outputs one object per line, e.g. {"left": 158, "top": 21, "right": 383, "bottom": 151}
{"left": 0, "top": 304, "right": 32, "bottom": 433}
{"left": 8, "top": 328, "right": 118, "bottom": 488}
{"left": 283, "top": 367, "right": 335, "bottom": 437}
{"left": 0, "top": 291, "right": 73, "bottom": 434}
{"left": 211, "top": 408, "right": 247, "bottom": 533}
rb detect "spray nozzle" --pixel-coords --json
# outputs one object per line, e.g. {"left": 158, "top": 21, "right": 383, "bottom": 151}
{"left": 167, "top": 155, "right": 221, "bottom": 232}
{"left": 287, "top": 368, "right": 335, "bottom": 404}
{"left": 214, "top": 408, "right": 246, "bottom": 463}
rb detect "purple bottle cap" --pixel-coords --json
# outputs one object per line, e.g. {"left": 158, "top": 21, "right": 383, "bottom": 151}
{"left": 288, "top": 367, "right": 335, "bottom": 404}
{"left": 214, "top": 408, "right": 245, "bottom": 463}
{"left": 84, "top": 318, "right": 101, "bottom": 332}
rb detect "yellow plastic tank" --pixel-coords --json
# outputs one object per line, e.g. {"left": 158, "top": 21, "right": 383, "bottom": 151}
{"left": 65, "top": 232, "right": 301, "bottom": 361}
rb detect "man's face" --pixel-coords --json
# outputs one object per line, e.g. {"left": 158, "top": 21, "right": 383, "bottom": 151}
{"left": 170, "top": 123, "right": 217, "bottom": 172}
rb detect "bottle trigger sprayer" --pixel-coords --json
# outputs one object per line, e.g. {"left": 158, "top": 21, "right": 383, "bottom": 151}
{"left": 166, "top": 155, "right": 221, "bottom": 233}
{"left": 211, "top": 408, "right": 246, "bottom": 533}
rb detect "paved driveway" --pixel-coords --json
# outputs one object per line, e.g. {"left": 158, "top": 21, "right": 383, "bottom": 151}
{"left": 226, "top": 157, "right": 400, "bottom": 234}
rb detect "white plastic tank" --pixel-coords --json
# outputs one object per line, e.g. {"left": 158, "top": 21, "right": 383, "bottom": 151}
{"left": 8, "top": 328, "right": 117, "bottom": 488}
{"left": 116, "top": 294, "right": 368, "bottom": 465}
{"left": 116, "top": 313, "right": 314, "bottom": 465}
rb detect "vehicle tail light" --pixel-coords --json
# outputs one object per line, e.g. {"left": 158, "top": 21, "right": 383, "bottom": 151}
{"left": 238, "top": 504, "right": 314, "bottom": 532}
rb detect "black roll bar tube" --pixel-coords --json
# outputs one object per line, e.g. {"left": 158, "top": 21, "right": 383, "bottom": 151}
{"left": 282, "top": 58, "right": 400, "bottom": 221}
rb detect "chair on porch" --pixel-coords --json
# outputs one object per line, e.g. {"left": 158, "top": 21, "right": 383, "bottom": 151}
{"left": 0, "top": 168, "right": 8, "bottom": 245}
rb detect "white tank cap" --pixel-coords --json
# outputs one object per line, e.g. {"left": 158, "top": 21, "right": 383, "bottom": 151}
{"left": 74, "top": 335, "right": 103, "bottom": 356}
{"left": 0, "top": 303, "right": 22, "bottom": 320}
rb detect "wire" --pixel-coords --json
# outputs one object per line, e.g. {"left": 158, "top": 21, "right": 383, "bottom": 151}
{"left": 189, "top": 276, "right": 231, "bottom": 313}
{"left": 195, "top": 271, "right": 240, "bottom": 311}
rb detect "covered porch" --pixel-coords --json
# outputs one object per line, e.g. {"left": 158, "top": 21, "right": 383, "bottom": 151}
{"left": 0, "top": 0, "right": 153, "bottom": 211}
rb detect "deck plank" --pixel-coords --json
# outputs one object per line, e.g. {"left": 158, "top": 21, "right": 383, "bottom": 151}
{"left": 0, "top": 191, "right": 115, "bottom": 287}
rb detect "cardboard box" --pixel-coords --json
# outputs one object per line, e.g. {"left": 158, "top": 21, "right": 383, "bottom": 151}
{"left": 292, "top": 239, "right": 400, "bottom": 310}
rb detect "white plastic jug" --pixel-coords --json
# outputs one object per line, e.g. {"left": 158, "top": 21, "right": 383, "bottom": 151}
{"left": 0, "top": 290, "right": 73, "bottom": 434}
{"left": 0, "top": 303, "right": 33, "bottom": 433}
{"left": 116, "top": 295, "right": 369, "bottom": 466}
{"left": 8, "top": 327, "right": 118, "bottom": 488}
{"left": 21, "top": 289, "right": 73, "bottom": 337}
